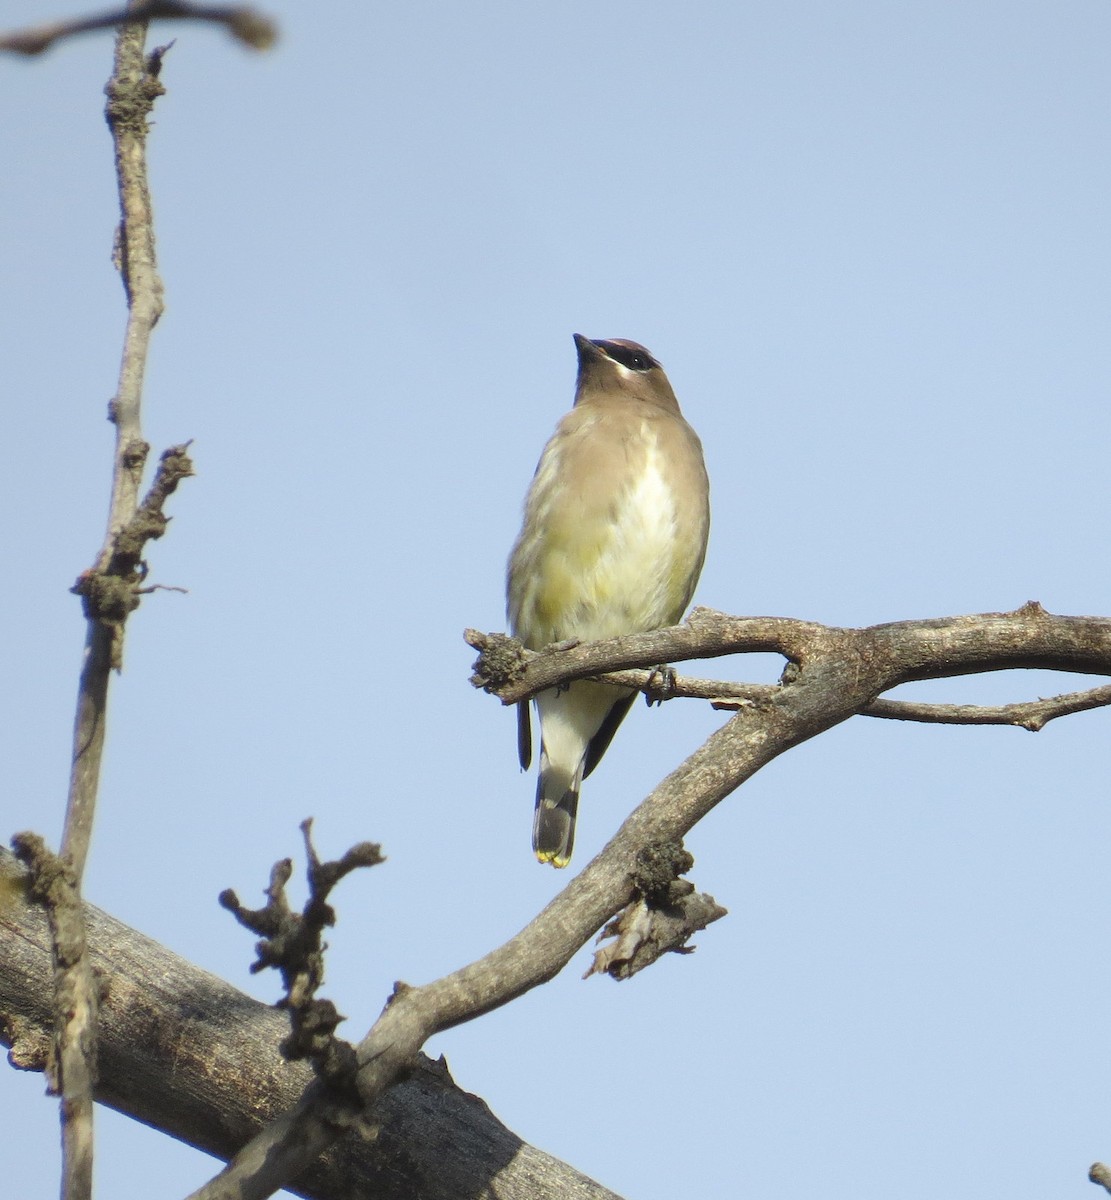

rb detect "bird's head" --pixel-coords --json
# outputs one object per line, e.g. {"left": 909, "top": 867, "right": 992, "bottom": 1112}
{"left": 572, "top": 333, "right": 681, "bottom": 414}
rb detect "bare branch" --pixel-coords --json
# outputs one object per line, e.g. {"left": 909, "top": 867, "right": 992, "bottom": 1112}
{"left": 8, "top": 834, "right": 98, "bottom": 1198}
{"left": 190, "top": 600, "right": 1111, "bottom": 1198}
{"left": 589, "top": 667, "right": 779, "bottom": 708}
{"left": 218, "top": 820, "right": 384, "bottom": 1103}
{"left": 469, "top": 604, "right": 1111, "bottom": 707}
{"left": 586, "top": 842, "right": 727, "bottom": 980}
{"left": 0, "top": 1, "right": 276, "bottom": 55}
{"left": 64, "top": 9, "right": 179, "bottom": 882}
{"left": 0, "top": 847, "right": 622, "bottom": 1200}
{"left": 585, "top": 892, "right": 728, "bottom": 980}
{"left": 190, "top": 625, "right": 885, "bottom": 1198}
{"left": 71, "top": 442, "right": 195, "bottom": 673}
{"left": 22, "top": 17, "right": 187, "bottom": 1200}
{"left": 860, "top": 683, "right": 1111, "bottom": 729}
{"left": 589, "top": 640, "right": 1111, "bottom": 732}
{"left": 465, "top": 609, "right": 821, "bottom": 705}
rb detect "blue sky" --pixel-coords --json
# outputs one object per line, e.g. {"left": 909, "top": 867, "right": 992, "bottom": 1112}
{"left": 4, "top": 2, "right": 1111, "bottom": 1196}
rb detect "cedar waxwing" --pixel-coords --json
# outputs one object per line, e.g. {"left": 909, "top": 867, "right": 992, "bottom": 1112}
{"left": 506, "top": 335, "right": 710, "bottom": 867}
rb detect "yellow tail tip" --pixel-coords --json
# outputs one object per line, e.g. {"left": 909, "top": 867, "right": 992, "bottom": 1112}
{"left": 535, "top": 849, "right": 571, "bottom": 868}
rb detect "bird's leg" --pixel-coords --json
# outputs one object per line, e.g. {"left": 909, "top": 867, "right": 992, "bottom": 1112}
{"left": 544, "top": 638, "right": 581, "bottom": 695}
{"left": 644, "top": 663, "right": 678, "bottom": 707}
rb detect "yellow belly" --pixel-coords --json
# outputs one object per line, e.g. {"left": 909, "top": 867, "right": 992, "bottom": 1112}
{"left": 510, "top": 436, "right": 697, "bottom": 647}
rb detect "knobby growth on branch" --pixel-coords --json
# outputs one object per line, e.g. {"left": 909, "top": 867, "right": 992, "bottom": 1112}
{"left": 220, "top": 820, "right": 384, "bottom": 1109}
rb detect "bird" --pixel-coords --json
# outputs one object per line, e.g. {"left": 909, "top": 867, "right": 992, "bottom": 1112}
{"left": 506, "top": 334, "right": 710, "bottom": 867}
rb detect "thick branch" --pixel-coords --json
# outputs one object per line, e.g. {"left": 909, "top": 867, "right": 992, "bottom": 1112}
{"left": 870, "top": 601, "right": 1111, "bottom": 680}
{"left": 466, "top": 609, "right": 825, "bottom": 705}
{"left": 0, "top": 848, "right": 621, "bottom": 1200}
{"left": 193, "top": 630, "right": 877, "bottom": 1198}
{"left": 469, "top": 604, "right": 1111, "bottom": 709}
{"left": 197, "top": 600, "right": 1111, "bottom": 1198}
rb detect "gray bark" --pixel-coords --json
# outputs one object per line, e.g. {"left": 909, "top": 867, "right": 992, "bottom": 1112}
{"left": 0, "top": 847, "right": 621, "bottom": 1200}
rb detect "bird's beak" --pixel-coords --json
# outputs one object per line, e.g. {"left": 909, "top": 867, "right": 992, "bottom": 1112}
{"left": 573, "top": 332, "right": 606, "bottom": 363}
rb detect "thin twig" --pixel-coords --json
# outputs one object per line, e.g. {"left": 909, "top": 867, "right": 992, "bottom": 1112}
{"left": 860, "top": 683, "right": 1111, "bottom": 729}
{"left": 0, "top": 0, "right": 276, "bottom": 55}
{"left": 597, "top": 664, "right": 1111, "bottom": 731}
{"left": 23, "top": 14, "right": 178, "bottom": 1200}
{"left": 61, "top": 12, "right": 165, "bottom": 881}
{"left": 596, "top": 668, "right": 779, "bottom": 707}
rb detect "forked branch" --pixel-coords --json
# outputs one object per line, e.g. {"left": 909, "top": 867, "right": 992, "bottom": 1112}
{"left": 192, "top": 600, "right": 1111, "bottom": 1200}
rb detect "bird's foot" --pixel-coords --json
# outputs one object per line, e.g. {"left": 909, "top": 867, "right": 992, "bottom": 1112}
{"left": 542, "top": 639, "right": 581, "bottom": 695}
{"left": 544, "top": 637, "right": 581, "bottom": 652}
{"left": 644, "top": 663, "right": 678, "bottom": 707}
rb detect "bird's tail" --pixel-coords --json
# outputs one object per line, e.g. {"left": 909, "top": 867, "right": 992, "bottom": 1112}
{"left": 532, "top": 757, "right": 582, "bottom": 868}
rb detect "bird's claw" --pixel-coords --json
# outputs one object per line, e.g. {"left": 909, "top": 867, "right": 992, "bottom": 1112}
{"left": 644, "top": 663, "right": 678, "bottom": 707}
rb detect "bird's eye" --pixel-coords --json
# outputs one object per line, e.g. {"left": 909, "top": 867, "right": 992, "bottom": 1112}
{"left": 601, "top": 342, "right": 657, "bottom": 372}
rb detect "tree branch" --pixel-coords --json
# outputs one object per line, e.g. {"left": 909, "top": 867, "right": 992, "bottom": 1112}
{"left": 468, "top": 603, "right": 1111, "bottom": 707}
{"left": 189, "top": 611, "right": 906, "bottom": 1198}
{"left": 63, "top": 6, "right": 168, "bottom": 894}
{"left": 187, "top": 600, "right": 1111, "bottom": 1200}
{"left": 465, "top": 610, "right": 824, "bottom": 705}
{"left": 13, "top": 594, "right": 1111, "bottom": 1196}
{"left": 13, "top": 17, "right": 189, "bottom": 1200}
{"left": 702, "top": 678, "right": 1111, "bottom": 730}
{"left": 0, "top": 848, "right": 622, "bottom": 1200}
{"left": 191, "top": 602, "right": 1111, "bottom": 1197}
{"left": 0, "top": 0, "right": 276, "bottom": 55}
{"left": 857, "top": 683, "right": 1111, "bottom": 729}
{"left": 218, "top": 820, "right": 384, "bottom": 1098}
